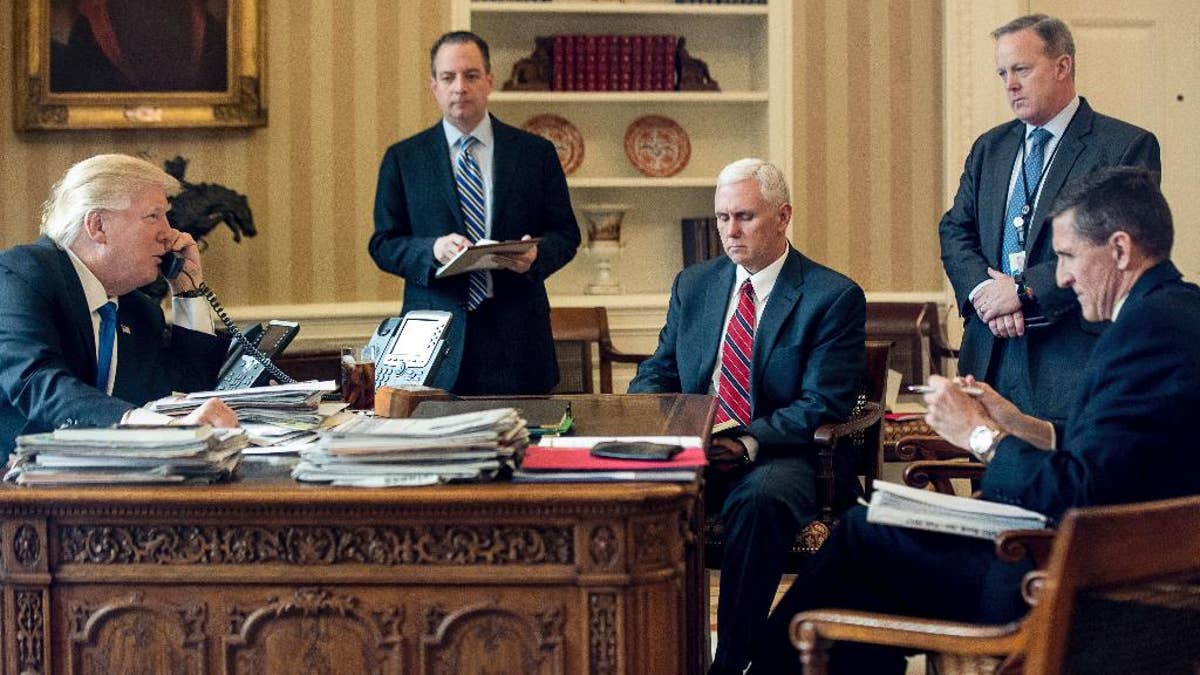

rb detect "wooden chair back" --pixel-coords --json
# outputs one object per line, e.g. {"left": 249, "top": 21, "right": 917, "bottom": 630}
{"left": 549, "top": 307, "right": 650, "bottom": 394}
{"left": 792, "top": 494, "right": 1200, "bottom": 675}
{"left": 866, "top": 301, "right": 958, "bottom": 389}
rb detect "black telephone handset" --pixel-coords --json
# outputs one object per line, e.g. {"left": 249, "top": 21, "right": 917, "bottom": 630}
{"left": 159, "top": 252, "right": 299, "bottom": 389}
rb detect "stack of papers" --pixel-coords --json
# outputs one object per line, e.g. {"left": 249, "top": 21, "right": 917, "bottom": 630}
{"left": 149, "top": 381, "right": 339, "bottom": 451}
{"left": 865, "top": 480, "right": 1048, "bottom": 540}
{"left": 411, "top": 398, "right": 574, "bottom": 438}
{"left": 292, "top": 407, "right": 529, "bottom": 487}
{"left": 514, "top": 435, "right": 707, "bottom": 483}
{"left": 4, "top": 425, "right": 249, "bottom": 485}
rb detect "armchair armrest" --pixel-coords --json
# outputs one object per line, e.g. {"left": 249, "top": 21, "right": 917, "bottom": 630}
{"left": 996, "top": 529, "right": 1056, "bottom": 567}
{"left": 790, "top": 609, "right": 1025, "bottom": 675}
{"left": 903, "top": 459, "right": 984, "bottom": 495}
{"left": 891, "top": 435, "right": 971, "bottom": 462}
{"left": 601, "top": 348, "right": 652, "bottom": 364}
{"left": 813, "top": 402, "right": 884, "bottom": 446}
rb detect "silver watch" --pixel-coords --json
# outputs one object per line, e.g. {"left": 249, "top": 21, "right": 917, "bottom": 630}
{"left": 967, "top": 424, "right": 1001, "bottom": 463}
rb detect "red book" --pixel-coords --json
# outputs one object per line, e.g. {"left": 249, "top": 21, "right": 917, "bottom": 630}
{"left": 563, "top": 35, "right": 573, "bottom": 91}
{"left": 618, "top": 36, "right": 634, "bottom": 91}
{"left": 607, "top": 36, "right": 621, "bottom": 91}
{"left": 630, "top": 35, "right": 645, "bottom": 91}
{"left": 595, "top": 35, "right": 609, "bottom": 91}
{"left": 520, "top": 446, "right": 708, "bottom": 471}
{"left": 640, "top": 35, "right": 655, "bottom": 91}
{"left": 584, "top": 35, "right": 598, "bottom": 91}
{"left": 660, "top": 35, "right": 678, "bottom": 91}
{"left": 552, "top": 35, "right": 566, "bottom": 91}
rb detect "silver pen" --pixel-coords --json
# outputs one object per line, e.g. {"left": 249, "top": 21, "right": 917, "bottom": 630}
{"left": 907, "top": 384, "right": 984, "bottom": 397}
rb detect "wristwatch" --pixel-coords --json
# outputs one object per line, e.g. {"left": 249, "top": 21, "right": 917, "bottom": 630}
{"left": 967, "top": 424, "right": 1004, "bottom": 464}
{"left": 1013, "top": 273, "right": 1036, "bottom": 309}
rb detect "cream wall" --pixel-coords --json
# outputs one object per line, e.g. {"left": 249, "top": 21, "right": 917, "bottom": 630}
{"left": 0, "top": 0, "right": 945, "bottom": 313}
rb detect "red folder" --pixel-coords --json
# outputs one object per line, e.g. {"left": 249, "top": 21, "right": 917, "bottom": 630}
{"left": 520, "top": 446, "right": 707, "bottom": 471}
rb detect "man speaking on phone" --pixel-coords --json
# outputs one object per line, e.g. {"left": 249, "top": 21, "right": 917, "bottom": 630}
{"left": 0, "top": 153, "right": 238, "bottom": 459}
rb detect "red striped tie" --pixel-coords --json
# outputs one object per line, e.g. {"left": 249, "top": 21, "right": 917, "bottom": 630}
{"left": 715, "top": 280, "right": 755, "bottom": 428}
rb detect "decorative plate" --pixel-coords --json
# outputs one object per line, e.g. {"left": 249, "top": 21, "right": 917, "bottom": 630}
{"left": 623, "top": 115, "right": 691, "bottom": 178}
{"left": 522, "top": 114, "right": 584, "bottom": 175}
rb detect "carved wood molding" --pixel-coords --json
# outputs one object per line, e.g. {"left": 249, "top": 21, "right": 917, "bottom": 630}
{"left": 226, "top": 587, "right": 404, "bottom": 674}
{"left": 589, "top": 525, "right": 619, "bottom": 569}
{"left": 422, "top": 600, "right": 565, "bottom": 675}
{"left": 213, "top": 76, "right": 266, "bottom": 124}
{"left": 69, "top": 592, "right": 206, "bottom": 674}
{"left": 15, "top": 588, "right": 45, "bottom": 675}
{"left": 12, "top": 524, "right": 40, "bottom": 568}
{"left": 58, "top": 524, "right": 574, "bottom": 566}
{"left": 588, "top": 592, "right": 618, "bottom": 675}
{"left": 632, "top": 516, "right": 672, "bottom": 568}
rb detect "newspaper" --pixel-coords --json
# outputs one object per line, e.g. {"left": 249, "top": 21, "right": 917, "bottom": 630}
{"left": 865, "top": 480, "right": 1048, "bottom": 540}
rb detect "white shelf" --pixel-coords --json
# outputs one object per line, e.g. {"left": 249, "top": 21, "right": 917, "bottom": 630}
{"left": 470, "top": 2, "right": 767, "bottom": 17}
{"left": 568, "top": 177, "right": 716, "bottom": 188}
{"left": 492, "top": 91, "right": 767, "bottom": 103}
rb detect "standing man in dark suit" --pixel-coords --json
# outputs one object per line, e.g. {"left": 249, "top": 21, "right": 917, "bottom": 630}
{"left": 369, "top": 31, "right": 580, "bottom": 395}
{"left": 940, "top": 14, "right": 1160, "bottom": 424}
{"left": 629, "top": 158, "right": 866, "bottom": 675}
{"left": 0, "top": 154, "right": 238, "bottom": 459}
{"left": 752, "top": 167, "right": 1200, "bottom": 674}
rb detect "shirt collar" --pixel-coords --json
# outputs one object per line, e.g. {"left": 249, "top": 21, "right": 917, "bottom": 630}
{"left": 442, "top": 114, "right": 494, "bottom": 151}
{"left": 735, "top": 247, "right": 789, "bottom": 303}
{"left": 1026, "top": 95, "right": 1080, "bottom": 141}
{"left": 64, "top": 247, "right": 117, "bottom": 312}
{"left": 1111, "top": 292, "right": 1129, "bottom": 322}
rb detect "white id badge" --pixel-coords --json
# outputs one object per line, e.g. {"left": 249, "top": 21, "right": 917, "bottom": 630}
{"left": 1008, "top": 251, "right": 1026, "bottom": 275}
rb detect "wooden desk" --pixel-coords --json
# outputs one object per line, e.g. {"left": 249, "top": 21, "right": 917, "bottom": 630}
{"left": 0, "top": 394, "right": 714, "bottom": 675}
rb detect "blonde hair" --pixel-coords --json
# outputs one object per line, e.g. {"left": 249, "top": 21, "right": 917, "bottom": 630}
{"left": 716, "top": 158, "right": 790, "bottom": 208}
{"left": 41, "top": 154, "right": 179, "bottom": 247}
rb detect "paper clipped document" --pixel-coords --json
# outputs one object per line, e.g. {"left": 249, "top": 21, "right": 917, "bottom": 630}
{"left": 434, "top": 238, "right": 541, "bottom": 278}
{"left": 865, "top": 480, "right": 1048, "bottom": 540}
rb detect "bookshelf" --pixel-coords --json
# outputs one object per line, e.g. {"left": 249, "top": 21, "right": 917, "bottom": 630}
{"left": 452, "top": 0, "right": 792, "bottom": 385}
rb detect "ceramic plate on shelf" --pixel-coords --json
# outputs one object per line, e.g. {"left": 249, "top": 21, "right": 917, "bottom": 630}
{"left": 623, "top": 115, "right": 691, "bottom": 178}
{"left": 522, "top": 114, "right": 584, "bottom": 175}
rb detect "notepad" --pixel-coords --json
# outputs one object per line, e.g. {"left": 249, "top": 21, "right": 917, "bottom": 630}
{"left": 434, "top": 239, "right": 541, "bottom": 278}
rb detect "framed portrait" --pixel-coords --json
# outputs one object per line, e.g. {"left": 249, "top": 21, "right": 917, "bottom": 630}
{"left": 13, "top": 0, "right": 266, "bottom": 130}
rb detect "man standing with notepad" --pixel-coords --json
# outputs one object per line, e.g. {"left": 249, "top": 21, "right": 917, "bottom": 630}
{"left": 369, "top": 31, "right": 580, "bottom": 395}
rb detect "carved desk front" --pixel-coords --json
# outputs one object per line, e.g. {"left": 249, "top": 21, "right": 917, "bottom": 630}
{"left": 0, "top": 393, "right": 714, "bottom": 675}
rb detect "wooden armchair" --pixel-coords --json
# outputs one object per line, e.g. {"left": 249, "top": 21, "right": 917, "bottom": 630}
{"left": 791, "top": 494, "right": 1200, "bottom": 675}
{"left": 549, "top": 307, "right": 651, "bottom": 394}
{"left": 866, "top": 302, "right": 959, "bottom": 389}
{"left": 706, "top": 340, "right": 892, "bottom": 567}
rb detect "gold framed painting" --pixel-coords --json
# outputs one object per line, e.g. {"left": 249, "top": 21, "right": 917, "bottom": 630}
{"left": 14, "top": 0, "right": 266, "bottom": 130}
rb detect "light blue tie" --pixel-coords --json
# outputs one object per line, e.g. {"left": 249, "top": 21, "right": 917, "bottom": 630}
{"left": 454, "top": 135, "right": 490, "bottom": 311}
{"left": 1000, "top": 127, "right": 1052, "bottom": 275}
{"left": 95, "top": 301, "right": 117, "bottom": 391}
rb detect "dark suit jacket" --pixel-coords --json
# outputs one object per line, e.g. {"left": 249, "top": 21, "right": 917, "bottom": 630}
{"left": 939, "top": 98, "right": 1160, "bottom": 421}
{"left": 0, "top": 238, "right": 230, "bottom": 457}
{"left": 368, "top": 115, "right": 580, "bottom": 392}
{"left": 628, "top": 249, "right": 865, "bottom": 457}
{"left": 983, "top": 261, "right": 1200, "bottom": 520}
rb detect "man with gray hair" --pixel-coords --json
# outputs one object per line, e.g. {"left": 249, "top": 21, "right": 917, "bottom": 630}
{"left": 940, "top": 14, "right": 1159, "bottom": 426}
{"left": 630, "top": 157, "right": 866, "bottom": 674}
{"left": 0, "top": 153, "right": 237, "bottom": 458}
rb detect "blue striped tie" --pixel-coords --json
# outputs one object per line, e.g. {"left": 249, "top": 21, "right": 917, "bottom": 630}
{"left": 95, "top": 301, "right": 117, "bottom": 391}
{"left": 454, "top": 135, "right": 489, "bottom": 310}
{"left": 1001, "top": 127, "right": 1052, "bottom": 275}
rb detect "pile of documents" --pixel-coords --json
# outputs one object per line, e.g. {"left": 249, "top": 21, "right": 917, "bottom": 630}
{"left": 410, "top": 398, "right": 573, "bottom": 438}
{"left": 292, "top": 407, "right": 529, "bottom": 487}
{"left": 865, "top": 480, "right": 1048, "bottom": 540}
{"left": 148, "top": 381, "right": 341, "bottom": 451}
{"left": 4, "top": 425, "right": 248, "bottom": 485}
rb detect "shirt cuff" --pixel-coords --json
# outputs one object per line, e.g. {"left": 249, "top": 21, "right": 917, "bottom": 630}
{"left": 120, "top": 408, "right": 176, "bottom": 425}
{"left": 1047, "top": 421, "right": 1057, "bottom": 450}
{"left": 740, "top": 434, "right": 759, "bottom": 462}
{"left": 967, "top": 278, "right": 992, "bottom": 302}
{"left": 172, "top": 296, "right": 215, "bottom": 335}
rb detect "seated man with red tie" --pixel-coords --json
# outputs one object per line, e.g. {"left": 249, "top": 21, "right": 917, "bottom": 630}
{"left": 628, "top": 157, "right": 866, "bottom": 675}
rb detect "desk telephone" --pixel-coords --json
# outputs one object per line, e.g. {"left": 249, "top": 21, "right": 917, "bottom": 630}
{"left": 159, "top": 253, "right": 299, "bottom": 389}
{"left": 364, "top": 311, "right": 452, "bottom": 389}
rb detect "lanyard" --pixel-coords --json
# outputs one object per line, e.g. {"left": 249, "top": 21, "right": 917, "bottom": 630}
{"left": 1013, "top": 131, "right": 1061, "bottom": 248}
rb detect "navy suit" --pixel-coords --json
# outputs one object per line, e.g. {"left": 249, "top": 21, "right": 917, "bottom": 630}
{"left": 629, "top": 248, "right": 865, "bottom": 672}
{"left": 0, "top": 237, "right": 230, "bottom": 457}
{"left": 940, "top": 98, "right": 1160, "bottom": 423}
{"left": 368, "top": 115, "right": 580, "bottom": 394}
{"left": 752, "top": 261, "right": 1200, "bottom": 674}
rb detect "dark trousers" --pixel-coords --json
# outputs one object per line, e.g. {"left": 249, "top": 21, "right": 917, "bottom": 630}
{"left": 708, "top": 455, "right": 820, "bottom": 674}
{"left": 454, "top": 300, "right": 554, "bottom": 396}
{"left": 988, "top": 337, "right": 1036, "bottom": 419}
{"left": 748, "top": 506, "right": 1029, "bottom": 674}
